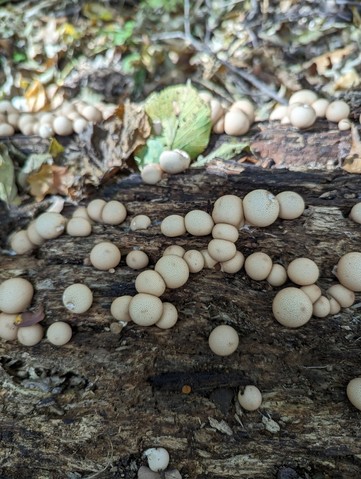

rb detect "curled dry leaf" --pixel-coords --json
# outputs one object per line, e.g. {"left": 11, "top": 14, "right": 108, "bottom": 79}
{"left": 343, "top": 124, "right": 361, "bottom": 174}
{"left": 16, "top": 306, "right": 45, "bottom": 327}
{"left": 27, "top": 164, "right": 74, "bottom": 201}
{"left": 24, "top": 80, "right": 50, "bottom": 113}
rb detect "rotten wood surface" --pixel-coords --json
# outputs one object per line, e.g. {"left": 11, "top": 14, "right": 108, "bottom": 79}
{"left": 1, "top": 163, "right": 361, "bottom": 479}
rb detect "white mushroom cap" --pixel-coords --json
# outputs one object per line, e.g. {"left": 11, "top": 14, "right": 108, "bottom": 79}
{"left": 0, "top": 100, "right": 17, "bottom": 113}
{"left": 7, "top": 113, "right": 20, "bottom": 128}
{"left": 300, "top": 284, "right": 322, "bottom": 303}
{"left": 289, "top": 89, "right": 318, "bottom": 105}
{"left": 137, "top": 465, "right": 160, "bottom": 479}
{"left": 72, "top": 206, "right": 91, "bottom": 221}
{"left": 90, "top": 242, "right": 121, "bottom": 270}
{"left": 163, "top": 245, "right": 185, "bottom": 257}
{"left": 212, "top": 116, "right": 224, "bottom": 134}
{"left": 312, "top": 296, "right": 331, "bottom": 318}
{"left": 0, "top": 278, "right": 34, "bottom": 314}
{"left": 53, "top": 116, "right": 73, "bottom": 136}
{"left": 155, "top": 302, "right": 178, "bottom": 329}
{"left": 208, "top": 239, "right": 236, "bottom": 263}
{"left": 184, "top": 210, "right": 214, "bottom": 236}
{"left": 326, "top": 100, "right": 350, "bottom": 123}
{"left": 126, "top": 250, "right": 149, "bottom": 270}
{"left": 329, "top": 298, "right": 341, "bottom": 315}
{"left": 327, "top": 283, "right": 355, "bottom": 308}
{"left": 208, "top": 324, "right": 239, "bottom": 356}
{"left": 276, "top": 191, "right": 305, "bottom": 219}
{"left": 183, "top": 250, "right": 205, "bottom": 273}
{"left": 212, "top": 195, "right": 243, "bottom": 227}
{"left": 272, "top": 287, "right": 313, "bottom": 328}
{"left": 135, "top": 270, "right": 166, "bottom": 297}
{"left": 17, "top": 323, "right": 44, "bottom": 346}
{"left": 130, "top": 215, "right": 151, "bottom": 231}
{"left": 210, "top": 99, "right": 224, "bottom": 125}
{"left": 349, "top": 203, "right": 361, "bottom": 224}
{"left": 212, "top": 223, "right": 239, "bottom": 243}
{"left": 87, "top": 199, "right": 106, "bottom": 222}
{"left": 338, "top": 119, "right": 352, "bottom": 131}
{"left": 243, "top": 189, "right": 279, "bottom": 227}
{"left": 336, "top": 252, "right": 361, "bottom": 291}
{"left": 201, "top": 249, "right": 218, "bottom": 269}
{"left": 161, "top": 215, "right": 186, "bottom": 237}
{"left": 111, "top": 295, "right": 132, "bottom": 322}
{"left": 311, "top": 98, "right": 330, "bottom": 118}
{"left": 244, "top": 252, "right": 273, "bottom": 281}
{"left": 155, "top": 255, "right": 189, "bottom": 288}
{"left": 266, "top": 264, "right": 288, "bottom": 287}
{"left": 101, "top": 200, "right": 127, "bottom": 225}
{"left": 347, "top": 377, "right": 361, "bottom": 411}
{"left": 62, "top": 283, "right": 93, "bottom": 313}
{"left": 66, "top": 217, "right": 92, "bottom": 237}
{"left": 0, "top": 124, "right": 15, "bottom": 136}
{"left": 159, "top": 149, "right": 191, "bottom": 174}
{"left": 141, "top": 164, "right": 163, "bottom": 185}
{"left": 38, "top": 124, "right": 54, "bottom": 138}
{"left": 287, "top": 258, "right": 319, "bottom": 286}
{"left": 144, "top": 447, "right": 170, "bottom": 473}
{"left": 73, "top": 118, "right": 88, "bottom": 134}
{"left": 269, "top": 105, "right": 288, "bottom": 121}
{"left": 27, "top": 221, "right": 45, "bottom": 246}
{"left": 238, "top": 385, "right": 262, "bottom": 411}
{"left": 46, "top": 321, "right": 72, "bottom": 346}
{"left": 220, "top": 251, "right": 245, "bottom": 274}
{"left": 230, "top": 99, "right": 255, "bottom": 123}
{"left": 35, "top": 212, "right": 66, "bottom": 239}
{"left": 290, "top": 105, "right": 316, "bottom": 129}
{"left": 10, "top": 230, "right": 35, "bottom": 254}
{"left": 129, "top": 293, "right": 163, "bottom": 326}
{"left": 81, "top": 105, "right": 102, "bottom": 123}
{"left": 224, "top": 109, "right": 250, "bottom": 136}
{"left": 0, "top": 313, "right": 18, "bottom": 340}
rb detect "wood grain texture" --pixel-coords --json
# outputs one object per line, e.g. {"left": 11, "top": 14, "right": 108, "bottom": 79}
{"left": 1, "top": 159, "right": 361, "bottom": 478}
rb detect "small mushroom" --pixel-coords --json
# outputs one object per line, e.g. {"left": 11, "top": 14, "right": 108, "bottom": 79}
{"left": 220, "top": 251, "right": 245, "bottom": 274}
{"left": 327, "top": 283, "right": 355, "bottom": 308}
{"left": 163, "top": 245, "right": 185, "bottom": 257}
{"left": 312, "top": 296, "right": 331, "bottom": 318}
{"left": 10, "top": 230, "right": 35, "bottom": 255}
{"left": 336, "top": 252, "right": 361, "bottom": 292}
{"left": 208, "top": 324, "right": 239, "bottom": 356}
{"left": 53, "top": 116, "right": 73, "bottom": 136}
{"left": 272, "top": 287, "right": 313, "bottom": 328}
{"left": 224, "top": 109, "right": 250, "bottom": 136}
{"left": 287, "top": 258, "right": 319, "bottom": 286}
{"left": 35, "top": 212, "right": 66, "bottom": 239}
{"left": 0, "top": 124, "right": 15, "bottom": 136}
{"left": 266, "top": 264, "right": 288, "bottom": 287}
{"left": 66, "top": 217, "right": 92, "bottom": 237}
{"left": 135, "top": 270, "right": 166, "bottom": 297}
{"left": 73, "top": 118, "right": 88, "bottom": 133}
{"left": 126, "top": 250, "right": 149, "bottom": 270}
{"left": 184, "top": 210, "right": 214, "bottom": 236}
{"left": 208, "top": 239, "right": 236, "bottom": 263}
{"left": 290, "top": 104, "right": 316, "bottom": 129}
{"left": 111, "top": 296, "right": 132, "bottom": 322}
{"left": 0, "top": 278, "right": 34, "bottom": 314}
{"left": 161, "top": 215, "right": 186, "bottom": 237}
{"left": 27, "top": 221, "right": 45, "bottom": 246}
{"left": 243, "top": 189, "right": 279, "bottom": 227}
{"left": 0, "top": 313, "right": 18, "bottom": 340}
{"left": 212, "top": 116, "right": 224, "bottom": 134}
{"left": 289, "top": 89, "right": 318, "bottom": 105}
{"left": 90, "top": 241, "right": 121, "bottom": 270}
{"left": 183, "top": 250, "right": 205, "bottom": 273}
{"left": 141, "top": 164, "right": 163, "bottom": 185}
{"left": 155, "top": 302, "right": 178, "bottom": 329}
{"left": 201, "top": 249, "right": 218, "bottom": 269}
{"left": 311, "top": 98, "right": 330, "bottom": 117}
{"left": 101, "top": 200, "right": 127, "bottom": 225}
{"left": 159, "top": 150, "right": 191, "bottom": 174}
{"left": 338, "top": 118, "right": 352, "bottom": 131}
{"left": 210, "top": 99, "right": 224, "bottom": 125}
{"left": 81, "top": 105, "right": 102, "bottom": 123}
{"left": 269, "top": 105, "right": 288, "bottom": 121}
{"left": 300, "top": 284, "right": 322, "bottom": 303}
{"left": 72, "top": 206, "right": 91, "bottom": 221}
{"left": 329, "top": 298, "right": 341, "bottom": 315}
{"left": 17, "top": 323, "right": 44, "bottom": 346}
{"left": 346, "top": 378, "right": 361, "bottom": 411}
{"left": 46, "top": 321, "right": 72, "bottom": 346}
{"left": 349, "top": 203, "right": 361, "bottom": 224}
{"left": 144, "top": 447, "right": 170, "bottom": 473}
{"left": 129, "top": 294, "right": 163, "bottom": 326}
{"left": 238, "top": 385, "right": 262, "bottom": 411}
{"left": 230, "top": 99, "right": 255, "bottom": 123}
{"left": 62, "top": 283, "right": 93, "bottom": 313}
{"left": 276, "top": 191, "right": 305, "bottom": 219}
{"left": 212, "top": 194, "right": 243, "bottom": 227}
{"left": 244, "top": 252, "right": 273, "bottom": 281}
{"left": 326, "top": 100, "right": 350, "bottom": 123}
{"left": 87, "top": 199, "right": 106, "bottom": 222}
{"left": 155, "top": 255, "right": 189, "bottom": 289}
{"left": 212, "top": 223, "right": 239, "bottom": 243}
{"left": 130, "top": 215, "right": 151, "bottom": 231}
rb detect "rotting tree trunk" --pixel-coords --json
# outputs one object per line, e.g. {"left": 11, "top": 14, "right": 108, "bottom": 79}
{"left": 1, "top": 149, "right": 361, "bottom": 478}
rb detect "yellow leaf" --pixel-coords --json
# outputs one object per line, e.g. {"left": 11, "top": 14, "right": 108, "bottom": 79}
{"left": 49, "top": 138, "right": 65, "bottom": 158}
{"left": 27, "top": 164, "right": 73, "bottom": 201}
{"left": 24, "top": 80, "right": 50, "bottom": 113}
{"left": 334, "top": 70, "right": 360, "bottom": 90}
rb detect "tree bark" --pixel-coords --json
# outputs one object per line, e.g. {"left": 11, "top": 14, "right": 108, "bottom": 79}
{"left": 1, "top": 136, "right": 361, "bottom": 479}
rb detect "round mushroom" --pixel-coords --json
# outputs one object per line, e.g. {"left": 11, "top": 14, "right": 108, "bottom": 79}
{"left": 184, "top": 210, "right": 214, "bottom": 236}
{"left": 66, "top": 217, "right": 92, "bottom": 237}
{"left": 130, "top": 215, "right": 151, "bottom": 231}
{"left": 90, "top": 242, "right": 121, "bottom": 270}
{"left": 224, "top": 109, "right": 250, "bottom": 136}
{"left": 17, "top": 324, "right": 44, "bottom": 346}
{"left": 35, "top": 212, "right": 66, "bottom": 239}
{"left": 46, "top": 321, "right": 72, "bottom": 346}
{"left": 183, "top": 249, "right": 205, "bottom": 273}
{"left": 338, "top": 118, "right": 352, "bottom": 131}
{"left": 300, "top": 284, "right": 322, "bottom": 303}
{"left": 144, "top": 447, "right": 170, "bottom": 473}
{"left": 87, "top": 199, "right": 106, "bottom": 222}
{"left": 129, "top": 294, "right": 163, "bottom": 326}
{"left": 155, "top": 302, "right": 178, "bottom": 329}
{"left": 272, "top": 287, "right": 313, "bottom": 328}
{"left": 159, "top": 149, "right": 191, "bottom": 174}
{"left": 220, "top": 251, "right": 245, "bottom": 274}
{"left": 208, "top": 324, "right": 239, "bottom": 356}
{"left": 111, "top": 296, "right": 132, "bottom": 322}
{"left": 311, "top": 98, "right": 330, "bottom": 118}
{"left": 349, "top": 203, "right": 361, "bottom": 225}
{"left": 243, "top": 189, "right": 279, "bottom": 227}
{"left": 161, "top": 215, "right": 186, "bottom": 237}
{"left": 269, "top": 105, "right": 288, "bottom": 121}
{"left": 336, "top": 252, "right": 361, "bottom": 291}
{"left": 101, "top": 200, "right": 127, "bottom": 225}
{"left": 346, "top": 378, "right": 361, "bottom": 411}
{"left": 327, "top": 283, "right": 355, "bottom": 308}
{"left": 289, "top": 89, "right": 318, "bottom": 105}
{"left": 0, "top": 313, "right": 18, "bottom": 340}
{"left": 53, "top": 116, "right": 73, "bottom": 136}
{"left": 62, "top": 283, "right": 93, "bottom": 314}
{"left": 276, "top": 191, "right": 305, "bottom": 219}
{"left": 312, "top": 295, "right": 331, "bottom": 318}
{"left": 244, "top": 252, "right": 273, "bottom": 281}
{"left": 208, "top": 239, "right": 237, "bottom": 263}
{"left": 287, "top": 258, "right": 319, "bottom": 286}
{"left": 141, "top": 164, "right": 163, "bottom": 185}
{"left": 290, "top": 104, "right": 316, "bottom": 129}
{"left": 329, "top": 298, "right": 341, "bottom": 315}
{"left": 230, "top": 99, "right": 255, "bottom": 123}
{"left": 163, "top": 245, "right": 185, "bottom": 257}
{"left": 0, "top": 277, "right": 34, "bottom": 314}
{"left": 10, "top": 230, "right": 35, "bottom": 255}
{"left": 126, "top": 250, "right": 149, "bottom": 270}
{"left": 27, "top": 221, "right": 45, "bottom": 246}
{"left": 238, "top": 385, "right": 262, "bottom": 411}
{"left": 326, "top": 100, "right": 350, "bottom": 123}
{"left": 212, "top": 223, "right": 239, "bottom": 242}
{"left": 155, "top": 255, "right": 189, "bottom": 289}
{"left": 266, "top": 264, "right": 288, "bottom": 287}
{"left": 212, "top": 194, "right": 243, "bottom": 227}
{"left": 135, "top": 270, "right": 166, "bottom": 297}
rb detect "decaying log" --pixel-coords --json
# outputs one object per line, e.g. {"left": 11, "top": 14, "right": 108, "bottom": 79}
{"left": 1, "top": 163, "right": 361, "bottom": 479}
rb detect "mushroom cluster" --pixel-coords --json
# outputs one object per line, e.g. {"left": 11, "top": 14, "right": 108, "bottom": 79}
{"left": 141, "top": 149, "right": 190, "bottom": 185}
{"left": 0, "top": 99, "right": 115, "bottom": 138}
{"left": 269, "top": 89, "right": 351, "bottom": 131}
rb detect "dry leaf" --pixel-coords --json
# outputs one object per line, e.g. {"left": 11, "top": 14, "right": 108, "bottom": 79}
{"left": 27, "top": 164, "right": 74, "bottom": 201}
{"left": 343, "top": 124, "right": 361, "bottom": 174}
{"left": 304, "top": 45, "right": 355, "bottom": 76}
{"left": 25, "top": 80, "right": 50, "bottom": 112}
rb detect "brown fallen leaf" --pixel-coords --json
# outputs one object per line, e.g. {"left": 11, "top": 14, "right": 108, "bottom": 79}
{"left": 304, "top": 45, "right": 355, "bottom": 76}
{"left": 343, "top": 124, "right": 361, "bottom": 174}
{"left": 27, "top": 164, "right": 74, "bottom": 201}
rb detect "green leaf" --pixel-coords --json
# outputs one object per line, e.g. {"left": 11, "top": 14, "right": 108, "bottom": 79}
{"left": 135, "top": 137, "right": 165, "bottom": 168}
{"left": 0, "top": 144, "right": 19, "bottom": 204}
{"left": 145, "top": 84, "right": 211, "bottom": 159}
{"left": 193, "top": 141, "right": 250, "bottom": 167}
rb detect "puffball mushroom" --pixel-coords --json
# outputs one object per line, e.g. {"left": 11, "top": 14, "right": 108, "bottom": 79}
{"left": 244, "top": 252, "right": 273, "bottom": 281}
{"left": 208, "top": 324, "right": 239, "bottom": 356}
{"left": 10, "top": 230, "right": 35, "bottom": 254}
{"left": 349, "top": 203, "right": 361, "bottom": 224}
{"left": 210, "top": 99, "right": 224, "bottom": 125}
{"left": 66, "top": 217, "right": 92, "bottom": 237}
{"left": 111, "top": 296, "right": 132, "bottom": 322}
{"left": 35, "top": 212, "right": 66, "bottom": 239}
{"left": 243, "top": 189, "right": 279, "bottom": 227}
{"left": 336, "top": 252, "right": 361, "bottom": 291}
{"left": 312, "top": 296, "right": 331, "bottom": 318}
{"left": 129, "top": 293, "right": 163, "bottom": 326}
{"left": 212, "top": 223, "right": 239, "bottom": 242}
{"left": 212, "top": 194, "right": 243, "bottom": 227}
{"left": 208, "top": 239, "right": 236, "bottom": 262}
{"left": 62, "top": 283, "right": 93, "bottom": 313}
{"left": 144, "top": 447, "right": 170, "bottom": 473}
{"left": 135, "top": 270, "right": 166, "bottom": 297}
{"left": 276, "top": 191, "right": 305, "bottom": 219}
{"left": 272, "top": 287, "right": 313, "bottom": 328}
{"left": 0, "top": 278, "right": 34, "bottom": 314}
{"left": 230, "top": 99, "right": 255, "bottom": 123}
{"left": 270, "top": 105, "right": 288, "bottom": 121}
{"left": 220, "top": 251, "right": 245, "bottom": 274}
{"left": 130, "top": 215, "right": 151, "bottom": 231}
{"left": 329, "top": 298, "right": 341, "bottom": 315}
{"left": 155, "top": 255, "right": 189, "bottom": 288}
{"left": 0, "top": 313, "right": 18, "bottom": 340}
{"left": 346, "top": 378, "right": 361, "bottom": 411}
{"left": 183, "top": 250, "right": 205, "bottom": 273}
{"left": 238, "top": 385, "right": 262, "bottom": 411}
{"left": 90, "top": 241, "right": 121, "bottom": 270}
{"left": 213, "top": 116, "right": 224, "bottom": 134}
{"left": 159, "top": 150, "right": 191, "bottom": 174}
{"left": 311, "top": 98, "right": 330, "bottom": 117}
{"left": 327, "top": 284, "right": 355, "bottom": 308}
{"left": 81, "top": 105, "right": 102, "bottom": 123}
{"left": 326, "top": 100, "right": 350, "bottom": 123}
{"left": 161, "top": 215, "right": 186, "bottom": 237}
{"left": 72, "top": 206, "right": 91, "bottom": 221}
{"left": 184, "top": 210, "right": 214, "bottom": 236}
{"left": 290, "top": 104, "right": 316, "bottom": 129}
{"left": 141, "top": 164, "right": 163, "bottom": 185}
{"left": 201, "top": 249, "right": 218, "bottom": 269}
{"left": 101, "top": 200, "right": 127, "bottom": 225}
{"left": 0, "top": 124, "right": 15, "bottom": 136}
{"left": 224, "top": 109, "right": 250, "bottom": 136}
{"left": 73, "top": 118, "right": 88, "bottom": 133}
{"left": 46, "top": 321, "right": 72, "bottom": 346}
{"left": 163, "top": 245, "right": 185, "bottom": 257}
{"left": 266, "top": 264, "right": 288, "bottom": 287}
{"left": 300, "top": 284, "right": 322, "bottom": 303}
{"left": 53, "top": 116, "right": 73, "bottom": 136}
{"left": 38, "top": 124, "right": 54, "bottom": 139}
{"left": 289, "top": 89, "right": 318, "bottom": 105}
{"left": 338, "top": 119, "right": 352, "bottom": 131}
{"left": 126, "top": 250, "right": 149, "bottom": 270}
{"left": 87, "top": 199, "right": 106, "bottom": 222}
{"left": 27, "top": 221, "right": 45, "bottom": 246}
{"left": 155, "top": 302, "right": 178, "bottom": 329}
{"left": 137, "top": 466, "right": 161, "bottom": 479}
{"left": 287, "top": 258, "right": 319, "bottom": 286}
{"left": 17, "top": 324, "right": 44, "bottom": 346}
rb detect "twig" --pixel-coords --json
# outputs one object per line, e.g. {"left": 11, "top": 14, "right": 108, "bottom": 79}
{"left": 184, "top": 0, "right": 191, "bottom": 38}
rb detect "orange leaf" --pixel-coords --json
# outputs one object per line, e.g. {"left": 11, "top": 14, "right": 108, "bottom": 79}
{"left": 25, "top": 80, "right": 50, "bottom": 113}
